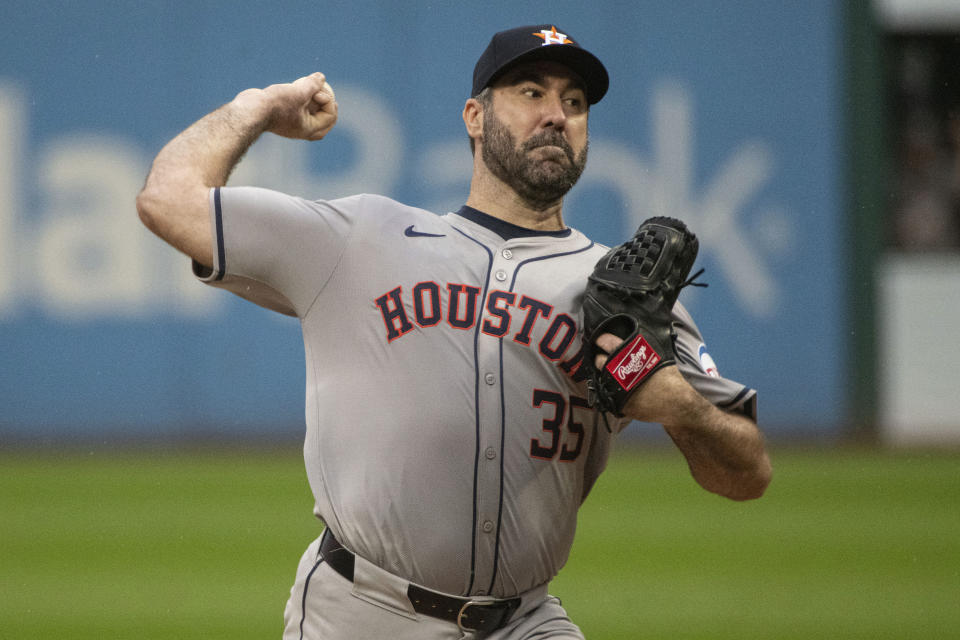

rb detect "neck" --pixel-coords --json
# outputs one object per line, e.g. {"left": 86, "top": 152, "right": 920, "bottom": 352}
{"left": 465, "top": 167, "right": 566, "bottom": 232}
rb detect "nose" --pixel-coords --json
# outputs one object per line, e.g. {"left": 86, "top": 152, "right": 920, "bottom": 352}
{"left": 539, "top": 93, "right": 567, "bottom": 131}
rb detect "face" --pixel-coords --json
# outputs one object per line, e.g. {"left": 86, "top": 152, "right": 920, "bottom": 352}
{"left": 479, "top": 61, "right": 590, "bottom": 209}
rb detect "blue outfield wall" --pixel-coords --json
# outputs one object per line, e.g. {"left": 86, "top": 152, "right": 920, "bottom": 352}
{"left": 0, "top": 1, "right": 844, "bottom": 439}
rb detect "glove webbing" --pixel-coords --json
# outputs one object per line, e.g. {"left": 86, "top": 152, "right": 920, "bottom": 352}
{"left": 589, "top": 268, "right": 708, "bottom": 430}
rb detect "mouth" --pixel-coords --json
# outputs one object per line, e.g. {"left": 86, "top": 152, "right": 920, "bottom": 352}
{"left": 536, "top": 144, "right": 566, "bottom": 153}
{"left": 529, "top": 145, "right": 570, "bottom": 163}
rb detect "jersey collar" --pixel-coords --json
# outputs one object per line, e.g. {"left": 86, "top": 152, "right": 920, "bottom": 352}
{"left": 455, "top": 205, "right": 573, "bottom": 241}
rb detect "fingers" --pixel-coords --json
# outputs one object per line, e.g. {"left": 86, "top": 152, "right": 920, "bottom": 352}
{"left": 593, "top": 332, "right": 622, "bottom": 369}
{"left": 306, "top": 84, "right": 337, "bottom": 140}
{"left": 296, "top": 71, "right": 327, "bottom": 93}
{"left": 285, "top": 72, "right": 334, "bottom": 106}
{"left": 302, "top": 74, "right": 337, "bottom": 138}
{"left": 313, "top": 80, "right": 336, "bottom": 106}
{"left": 309, "top": 80, "right": 337, "bottom": 123}
{"left": 292, "top": 72, "right": 333, "bottom": 107}
{"left": 262, "top": 72, "right": 337, "bottom": 140}
{"left": 595, "top": 333, "right": 622, "bottom": 354}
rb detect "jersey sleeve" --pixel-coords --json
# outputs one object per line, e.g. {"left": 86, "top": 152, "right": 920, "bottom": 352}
{"left": 671, "top": 302, "right": 758, "bottom": 421}
{"left": 193, "top": 186, "right": 364, "bottom": 317}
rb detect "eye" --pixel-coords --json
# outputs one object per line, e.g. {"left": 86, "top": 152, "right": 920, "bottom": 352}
{"left": 563, "top": 96, "right": 586, "bottom": 113}
{"left": 521, "top": 86, "right": 544, "bottom": 98}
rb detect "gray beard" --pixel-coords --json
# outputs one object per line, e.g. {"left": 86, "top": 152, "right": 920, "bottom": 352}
{"left": 481, "top": 109, "right": 588, "bottom": 211}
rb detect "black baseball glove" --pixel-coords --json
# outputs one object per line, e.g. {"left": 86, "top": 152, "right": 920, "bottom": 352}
{"left": 581, "top": 217, "right": 703, "bottom": 417}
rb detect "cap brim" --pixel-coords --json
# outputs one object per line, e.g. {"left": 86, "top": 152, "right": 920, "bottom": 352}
{"left": 485, "top": 44, "right": 609, "bottom": 104}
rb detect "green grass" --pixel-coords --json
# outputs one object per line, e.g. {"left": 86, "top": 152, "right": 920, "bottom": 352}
{"left": 554, "top": 447, "right": 960, "bottom": 639}
{"left": 1, "top": 446, "right": 958, "bottom": 639}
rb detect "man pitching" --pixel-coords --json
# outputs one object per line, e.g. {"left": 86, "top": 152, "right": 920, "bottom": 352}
{"left": 137, "top": 23, "right": 771, "bottom": 639}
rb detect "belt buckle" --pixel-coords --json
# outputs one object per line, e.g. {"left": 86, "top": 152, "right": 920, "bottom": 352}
{"left": 456, "top": 599, "right": 497, "bottom": 633}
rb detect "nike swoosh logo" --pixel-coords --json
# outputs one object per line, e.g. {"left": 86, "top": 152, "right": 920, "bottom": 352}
{"left": 404, "top": 225, "right": 445, "bottom": 238}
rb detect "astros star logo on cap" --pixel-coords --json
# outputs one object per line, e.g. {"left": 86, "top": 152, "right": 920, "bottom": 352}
{"left": 472, "top": 24, "right": 608, "bottom": 103}
{"left": 532, "top": 26, "right": 573, "bottom": 46}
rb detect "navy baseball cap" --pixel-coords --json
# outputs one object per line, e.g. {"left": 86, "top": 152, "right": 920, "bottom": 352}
{"left": 472, "top": 24, "right": 609, "bottom": 104}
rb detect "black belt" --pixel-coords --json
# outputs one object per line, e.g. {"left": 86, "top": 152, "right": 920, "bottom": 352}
{"left": 319, "top": 530, "right": 521, "bottom": 634}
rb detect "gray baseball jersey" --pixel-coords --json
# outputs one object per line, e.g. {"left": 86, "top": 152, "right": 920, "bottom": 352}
{"left": 195, "top": 186, "right": 756, "bottom": 598}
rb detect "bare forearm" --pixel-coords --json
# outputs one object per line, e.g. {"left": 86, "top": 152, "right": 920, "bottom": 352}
{"left": 624, "top": 367, "right": 772, "bottom": 500}
{"left": 155, "top": 97, "right": 270, "bottom": 188}
{"left": 136, "top": 73, "right": 337, "bottom": 266}
{"left": 136, "top": 96, "right": 272, "bottom": 264}
{"left": 662, "top": 397, "right": 771, "bottom": 501}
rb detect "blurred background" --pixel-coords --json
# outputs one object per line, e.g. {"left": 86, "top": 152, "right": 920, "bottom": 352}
{"left": 1, "top": 1, "right": 958, "bottom": 638}
{"left": 3, "top": 0, "right": 959, "bottom": 445}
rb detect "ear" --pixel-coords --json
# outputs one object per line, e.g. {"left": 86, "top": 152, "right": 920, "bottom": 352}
{"left": 463, "top": 98, "right": 483, "bottom": 144}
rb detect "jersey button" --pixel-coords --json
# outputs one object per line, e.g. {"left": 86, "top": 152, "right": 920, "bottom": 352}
{"left": 484, "top": 373, "right": 496, "bottom": 385}
{"left": 482, "top": 520, "right": 494, "bottom": 533}
{"left": 495, "top": 269, "right": 507, "bottom": 282}
{"left": 501, "top": 249, "right": 513, "bottom": 260}
{"left": 485, "top": 447, "right": 497, "bottom": 460}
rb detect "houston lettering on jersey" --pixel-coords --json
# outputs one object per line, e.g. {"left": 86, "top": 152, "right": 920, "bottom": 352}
{"left": 374, "top": 282, "right": 587, "bottom": 381}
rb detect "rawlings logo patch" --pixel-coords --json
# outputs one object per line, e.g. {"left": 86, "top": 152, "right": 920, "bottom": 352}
{"left": 605, "top": 334, "right": 660, "bottom": 391}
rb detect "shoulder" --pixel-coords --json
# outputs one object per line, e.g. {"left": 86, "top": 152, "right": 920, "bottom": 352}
{"left": 562, "top": 230, "right": 612, "bottom": 270}
{"left": 220, "top": 189, "right": 437, "bottom": 219}
{"left": 671, "top": 300, "right": 701, "bottom": 333}
{"left": 317, "top": 193, "right": 443, "bottom": 228}
{"left": 330, "top": 194, "right": 435, "bottom": 215}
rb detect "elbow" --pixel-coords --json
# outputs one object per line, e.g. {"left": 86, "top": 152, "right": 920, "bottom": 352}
{"left": 725, "top": 477, "right": 770, "bottom": 502}
{"left": 136, "top": 186, "right": 161, "bottom": 233}
{"left": 722, "top": 456, "right": 773, "bottom": 502}
{"left": 136, "top": 182, "right": 181, "bottom": 237}
{"left": 135, "top": 181, "right": 213, "bottom": 267}
{"left": 695, "top": 453, "right": 772, "bottom": 502}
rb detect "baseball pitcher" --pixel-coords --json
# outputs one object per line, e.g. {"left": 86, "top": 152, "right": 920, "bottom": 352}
{"left": 137, "top": 23, "right": 771, "bottom": 640}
